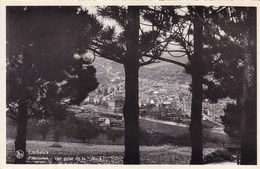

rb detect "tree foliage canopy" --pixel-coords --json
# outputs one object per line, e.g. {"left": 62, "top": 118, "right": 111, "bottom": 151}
{"left": 6, "top": 6, "right": 101, "bottom": 120}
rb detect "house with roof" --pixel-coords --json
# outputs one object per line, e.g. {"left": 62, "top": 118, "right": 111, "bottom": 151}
{"left": 98, "top": 117, "right": 110, "bottom": 127}
{"left": 108, "top": 96, "right": 125, "bottom": 110}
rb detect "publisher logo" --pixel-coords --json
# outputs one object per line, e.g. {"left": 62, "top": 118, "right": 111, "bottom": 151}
{"left": 15, "top": 150, "right": 25, "bottom": 159}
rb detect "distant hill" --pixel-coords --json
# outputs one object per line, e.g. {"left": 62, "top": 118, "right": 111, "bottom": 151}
{"left": 92, "top": 57, "right": 124, "bottom": 84}
{"left": 92, "top": 56, "right": 191, "bottom": 85}
{"left": 140, "top": 64, "right": 191, "bottom": 84}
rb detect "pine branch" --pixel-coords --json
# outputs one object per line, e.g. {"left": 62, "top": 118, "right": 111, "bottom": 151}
{"left": 144, "top": 6, "right": 191, "bottom": 21}
{"left": 193, "top": 9, "right": 245, "bottom": 51}
{"left": 207, "top": 7, "right": 228, "bottom": 17}
{"left": 139, "top": 58, "right": 158, "bottom": 67}
{"left": 167, "top": 51, "right": 187, "bottom": 58}
{"left": 140, "top": 22, "right": 153, "bottom": 27}
{"left": 87, "top": 46, "right": 123, "bottom": 64}
{"left": 143, "top": 54, "right": 188, "bottom": 69}
{"left": 7, "top": 112, "right": 18, "bottom": 120}
{"left": 162, "top": 49, "right": 186, "bottom": 53}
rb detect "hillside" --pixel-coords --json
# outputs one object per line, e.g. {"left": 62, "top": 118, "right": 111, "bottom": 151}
{"left": 7, "top": 139, "right": 223, "bottom": 164}
{"left": 93, "top": 56, "right": 191, "bottom": 85}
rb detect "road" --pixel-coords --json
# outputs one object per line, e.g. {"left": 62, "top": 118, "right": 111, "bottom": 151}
{"left": 81, "top": 104, "right": 227, "bottom": 138}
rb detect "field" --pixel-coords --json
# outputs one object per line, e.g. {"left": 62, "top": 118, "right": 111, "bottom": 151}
{"left": 6, "top": 139, "right": 227, "bottom": 164}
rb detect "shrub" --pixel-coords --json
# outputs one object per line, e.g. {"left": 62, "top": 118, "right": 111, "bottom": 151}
{"left": 106, "top": 128, "right": 124, "bottom": 144}
{"left": 50, "top": 142, "right": 63, "bottom": 148}
{"left": 139, "top": 129, "right": 151, "bottom": 145}
{"left": 171, "top": 134, "right": 191, "bottom": 146}
{"left": 204, "top": 149, "right": 235, "bottom": 164}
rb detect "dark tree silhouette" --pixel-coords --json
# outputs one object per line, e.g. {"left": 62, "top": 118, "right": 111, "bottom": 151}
{"left": 36, "top": 119, "right": 51, "bottom": 140}
{"left": 188, "top": 6, "right": 204, "bottom": 164}
{"left": 140, "top": 6, "right": 256, "bottom": 165}
{"left": 141, "top": 6, "right": 205, "bottom": 163}
{"left": 122, "top": 6, "right": 141, "bottom": 164}
{"left": 74, "top": 118, "right": 99, "bottom": 143}
{"left": 6, "top": 6, "right": 100, "bottom": 163}
{"left": 89, "top": 6, "right": 184, "bottom": 164}
{"left": 240, "top": 8, "right": 256, "bottom": 164}
{"left": 146, "top": 6, "right": 256, "bottom": 165}
{"left": 221, "top": 104, "right": 241, "bottom": 140}
{"left": 107, "top": 128, "right": 124, "bottom": 144}
{"left": 200, "top": 7, "right": 257, "bottom": 164}
{"left": 221, "top": 103, "right": 241, "bottom": 164}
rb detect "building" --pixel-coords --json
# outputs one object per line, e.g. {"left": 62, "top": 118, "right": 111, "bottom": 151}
{"left": 94, "top": 97, "right": 101, "bottom": 105}
{"left": 68, "top": 105, "right": 84, "bottom": 113}
{"left": 162, "top": 101, "right": 171, "bottom": 108}
{"left": 108, "top": 96, "right": 125, "bottom": 110}
{"left": 84, "top": 96, "right": 95, "bottom": 104}
{"left": 98, "top": 117, "right": 110, "bottom": 127}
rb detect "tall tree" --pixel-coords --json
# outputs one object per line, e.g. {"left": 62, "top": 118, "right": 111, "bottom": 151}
{"left": 144, "top": 6, "right": 256, "bottom": 164}
{"left": 201, "top": 7, "right": 256, "bottom": 164}
{"left": 89, "top": 6, "right": 183, "bottom": 164}
{"left": 150, "top": 6, "right": 237, "bottom": 164}
{"left": 148, "top": 6, "right": 205, "bottom": 163}
{"left": 188, "top": 6, "right": 204, "bottom": 164}
{"left": 123, "top": 6, "right": 140, "bottom": 164}
{"left": 6, "top": 6, "right": 100, "bottom": 163}
{"left": 240, "top": 8, "right": 256, "bottom": 165}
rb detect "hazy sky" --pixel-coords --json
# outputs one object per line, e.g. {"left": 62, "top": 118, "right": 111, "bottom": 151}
{"left": 83, "top": 6, "right": 189, "bottom": 68}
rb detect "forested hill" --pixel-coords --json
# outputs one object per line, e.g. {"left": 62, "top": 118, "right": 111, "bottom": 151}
{"left": 93, "top": 56, "right": 191, "bottom": 85}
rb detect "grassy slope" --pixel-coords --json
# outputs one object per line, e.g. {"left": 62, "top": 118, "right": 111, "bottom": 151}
{"left": 6, "top": 139, "right": 218, "bottom": 164}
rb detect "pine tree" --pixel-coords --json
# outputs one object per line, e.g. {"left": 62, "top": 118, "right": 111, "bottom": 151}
{"left": 6, "top": 6, "right": 100, "bottom": 163}
{"left": 202, "top": 7, "right": 256, "bottom": 164}
{"left": 188, "top": 6, "right": 204, "bottom": 164}
{"left": 88, "top": 6, "right": 184, "bottom": 164}
{"left": 159, "top": 6, "right": 256, "bottom": 164}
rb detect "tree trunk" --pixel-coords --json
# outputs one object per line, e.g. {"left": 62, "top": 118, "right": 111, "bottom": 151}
{"left": 53, "top": 121, "right": 60, "bottom": 142}
{"left": 112, "top": 138, "right": 115, "bottom": 144}
{"left": 14, "top": 101, "right": 28, "bottom": 164}
{"left": 123, "top": 65, "right": 140, "bottom": 164}
{"left": 42, "top": 132, "right": 46, "bottom": 140}
{"left": 189, "top": 74, "right": 203, "bottom": 164}
{"left": 240, "top": 8, "right": 257, "bottom": 165}
{"left": 240, "top": 53, "right": 256, "bottom": 165}
{"left": 240, "top": 52, "right": 256, "bottom": 165}
{"left": 123, "top": 6, "right": 140, "bottom": 164}
{"left": 189, "top": 6, "right": 204, "bottom": 165}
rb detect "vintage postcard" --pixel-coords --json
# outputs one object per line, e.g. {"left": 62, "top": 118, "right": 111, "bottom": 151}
{"left": 0, "top": 0, "right": 259, "bottom": 168}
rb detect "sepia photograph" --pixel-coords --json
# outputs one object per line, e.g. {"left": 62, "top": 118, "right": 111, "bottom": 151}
{"left": 3, "top": 1, "right": 258, "bottom": 166}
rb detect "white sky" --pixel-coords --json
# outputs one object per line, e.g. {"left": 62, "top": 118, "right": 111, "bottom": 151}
{"left": 83, "top": 6, "right": 188, "bottom": 33}
{"left": 82, "top": 6, "right": 189, "bottom": 67}
{"left": 83, "top": 6, "right": 123, "bottom": 33}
